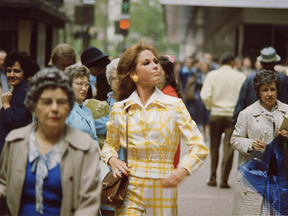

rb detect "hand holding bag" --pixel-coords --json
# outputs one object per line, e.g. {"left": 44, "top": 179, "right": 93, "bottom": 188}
{"left": 101, "top": 108, "right": 129, "bottom": 208}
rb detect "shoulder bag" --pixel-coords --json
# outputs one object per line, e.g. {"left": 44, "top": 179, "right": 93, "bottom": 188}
{"left": 101, "top": 108, "right": 129, "bottom": 208}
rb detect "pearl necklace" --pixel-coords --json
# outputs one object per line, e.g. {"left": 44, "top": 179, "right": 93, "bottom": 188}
{"left": 37, "top": 134, "right": 54, "bottom": 150}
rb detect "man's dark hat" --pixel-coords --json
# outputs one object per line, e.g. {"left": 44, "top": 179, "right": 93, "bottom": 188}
{"left": 81, "top": 47, "right": 108, "bottom": 66}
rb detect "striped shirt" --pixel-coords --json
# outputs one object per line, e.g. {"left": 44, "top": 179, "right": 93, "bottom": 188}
{"left": 102, "top": 87, "right": 209, "bottom": 179}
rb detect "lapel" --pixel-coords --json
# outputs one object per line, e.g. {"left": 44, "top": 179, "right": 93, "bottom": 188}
{"left": 5, "top": 124, "right": 31, "bottom": 215}
{"left": 73, "top": 102, "right": 94, "bottom": 131}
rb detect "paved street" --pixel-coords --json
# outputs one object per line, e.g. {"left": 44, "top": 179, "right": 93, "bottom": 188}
{"left": 178, "top": 138, "right": 238, "bottom": 216}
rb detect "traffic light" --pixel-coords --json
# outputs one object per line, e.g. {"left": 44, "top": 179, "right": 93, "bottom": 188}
{"left": 122, "top": 0, "right": 130, "bottom": 14}
{"left": 119, "top": 19, "right": 130, "bottom": 30}
{"left": 116, "top": 0, "right": 130, "bottom": 36}
{"left": 115, "top": 21, "right": 129, "bottom": 36}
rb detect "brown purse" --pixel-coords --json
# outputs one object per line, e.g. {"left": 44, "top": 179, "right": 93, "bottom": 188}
{"left": 101, "top": 108, "right": 129, "bottom": 208}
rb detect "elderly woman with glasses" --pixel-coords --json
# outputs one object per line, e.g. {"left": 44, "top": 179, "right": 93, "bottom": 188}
{"left": 64, "top": 64, "right": 99, "bottom": 148}
{"left": 0, "top": 68, "right": 101, "bottom": 216}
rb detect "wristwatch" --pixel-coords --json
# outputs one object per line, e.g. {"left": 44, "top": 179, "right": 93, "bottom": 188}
{"left": 248, "top": 142, "right": 254, "bottom": 153}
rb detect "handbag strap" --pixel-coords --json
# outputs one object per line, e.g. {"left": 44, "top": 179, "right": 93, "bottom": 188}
{"left": 125, "top": 108, "right": 129, "bottom": 165}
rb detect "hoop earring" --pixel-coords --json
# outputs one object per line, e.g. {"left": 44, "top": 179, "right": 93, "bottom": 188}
{"left": 133, "top": 75, "right": 139, "bottom": 82}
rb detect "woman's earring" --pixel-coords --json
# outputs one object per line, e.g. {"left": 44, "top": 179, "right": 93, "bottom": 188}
{"left": 133, "top": 75, "right": 139, "bottom": 82}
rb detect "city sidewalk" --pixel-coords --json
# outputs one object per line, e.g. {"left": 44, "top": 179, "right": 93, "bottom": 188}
{"left": 177, "top": 138, "right": 238, "bottom": 216}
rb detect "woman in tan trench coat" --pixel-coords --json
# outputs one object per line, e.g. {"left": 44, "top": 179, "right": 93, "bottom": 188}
{"left": 231, "top": 69, "right": 288, "bottom": 215}
{"left": 0, "top": 68, "right": 101, "bottom": 216}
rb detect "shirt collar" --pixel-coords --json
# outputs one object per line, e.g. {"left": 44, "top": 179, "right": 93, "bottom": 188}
{"left": 122, "top": 87, "right": 173, "bottom": 110}
{"left": 29, "top": 127, "right": 63, "bottom": 169}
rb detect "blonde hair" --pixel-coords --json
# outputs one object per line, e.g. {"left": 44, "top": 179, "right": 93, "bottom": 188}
{"left": 48, "top": 43, "right": 77, "bottom": 66}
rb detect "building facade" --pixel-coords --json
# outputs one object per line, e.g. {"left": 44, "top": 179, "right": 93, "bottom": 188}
{"left": 0, "top": 0, "right": 69, "bottom": 68}
{"left": 160, "top": 0, "right": 288, "bottom": 65}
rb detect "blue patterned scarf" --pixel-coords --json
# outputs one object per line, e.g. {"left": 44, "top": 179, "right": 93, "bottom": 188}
{"left": 29, "top": 129, "right": 63, "bottom": 214}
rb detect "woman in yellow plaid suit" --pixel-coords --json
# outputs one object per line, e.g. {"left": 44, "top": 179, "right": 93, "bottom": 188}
{"left": 102, "top": 39, "right": 209, "bottom": 216}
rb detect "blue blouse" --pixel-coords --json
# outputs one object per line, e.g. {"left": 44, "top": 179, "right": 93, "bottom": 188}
{"left": 19, "top": 129, "right": 63, "bottom": 215}
{"left": 66, "top": 102, "right": 99, "bottom": 143}
{"left": 19, "top": 162, "right": 62, "bottom": 216}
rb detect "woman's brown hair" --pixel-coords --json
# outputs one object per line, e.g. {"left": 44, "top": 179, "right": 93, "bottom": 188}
{"left": 114, "top": 38, "right": 158, "bottom": 101}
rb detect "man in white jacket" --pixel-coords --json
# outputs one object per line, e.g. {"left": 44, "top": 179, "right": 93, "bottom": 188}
{"left": 200, "top": 52, "right": 246, "bottom": 188}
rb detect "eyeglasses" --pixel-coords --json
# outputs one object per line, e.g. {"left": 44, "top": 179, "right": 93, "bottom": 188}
{"left": 38, "top": 98, "right": 69, "bottom": 106}
{"left": 74, "top": 81, "right": 91, "bottom": 88}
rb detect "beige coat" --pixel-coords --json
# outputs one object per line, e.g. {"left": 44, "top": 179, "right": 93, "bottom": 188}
{"left": 231, "top": 100, "right": 288, "bottom": 215}
{"left": 0, "top": 123, "right": 101, "bottom": 216}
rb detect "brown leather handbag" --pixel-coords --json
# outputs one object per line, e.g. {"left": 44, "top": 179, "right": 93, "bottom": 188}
{"left": 101, "top": 108, "right": 129, "bottom": 208}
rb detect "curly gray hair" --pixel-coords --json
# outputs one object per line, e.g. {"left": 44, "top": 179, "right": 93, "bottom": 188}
{"left": 106, "top": 58, "right": 120, "bottom": 85}
{"left": 64, "top": 64, "right": 90, "bottom": 80}
{"left": 25, "top": 67, "right": 75, "bottom": 111}
{"left": 253, "top": 69, "right": 280, "bottom": 99}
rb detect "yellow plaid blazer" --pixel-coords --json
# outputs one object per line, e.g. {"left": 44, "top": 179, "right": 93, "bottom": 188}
{"left": 102, "top": 88, "right": 209, "bottom": 179}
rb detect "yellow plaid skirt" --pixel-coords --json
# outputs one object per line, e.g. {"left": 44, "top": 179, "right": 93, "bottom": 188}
{"left": 115, "top": 176, "right": 178, "bottom": 216}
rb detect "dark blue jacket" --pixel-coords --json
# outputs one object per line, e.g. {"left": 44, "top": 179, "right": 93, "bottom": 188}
{"left": 232, "top": 71, "right": 288, "bottom": 127}
{"left": 0, "top": 80, "right": 32, "bottom": 155}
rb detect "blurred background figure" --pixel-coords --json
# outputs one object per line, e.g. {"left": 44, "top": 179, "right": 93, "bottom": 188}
{"left": 253, "top": 59, "right": 262, "bottom": 73}
{"left": 0, "top": 68, "right": 100, "bottom": 216}
{"left": 192, "top": 58, "right": 200, "bottom": 73}
{"left": 203, "top": 52, "right": 220, "bottom": 71}
{"left": 64, "top": 64, "right": 100, "bottom": 151}
{"left": 85, "top": 58, "right": 120, "bottom": 151}
{"left": 232, "top": 47, "right": 288, "bottom": 128}
{"left": 0, "top": 50, "right": 10, "bottom": 99}
{"left": 234, "top": 57, "right": 243, "bottom": 73}
{"left": 48, "top": 43, "right": 77, "bottom": 71}
{"left": 242, "top": 57, "right": 253, "bottom": 76}
{"left": 191, "top": 58, "right": 211, "bottom": 141}
{"left": 156, "top": 55, "right": 183, "bottom": 169}
{"left": 48, "top": 44, "right": 95, "bottom": 99}
{"left": 178, "top": 56, "right": 194, "bottom": 93}
{"left": 201, "top": 52, "right": 246, "bottom": 189}
{"left": 0, "top": 50, "right": 33, "bottom": 155}
{"left": 81, "top": 47, "right": 111, "bottom": 101}
{"left": 173, "top": 60, "right": 183, "bottom": 90}
{"left": 173, "top": 60, "right": 183, "bottom": 77}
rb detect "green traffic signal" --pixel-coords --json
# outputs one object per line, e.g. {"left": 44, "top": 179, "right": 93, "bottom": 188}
{"left": 122, "top": 2, "right": 129, "bottom": 11}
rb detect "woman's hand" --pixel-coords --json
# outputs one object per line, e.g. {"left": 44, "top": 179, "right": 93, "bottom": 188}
{"left": 278, "top": 130, "right": 288, "bottom": 140}
{"left": 108, "top": 156, "right": 130, "bottom": 178}
{"left": 162, "top": 167, "right": 189, "bottom": 188}
{"left": 252, "top": 139, "right": 266, "bottom": 151}
{"left": 1, "top": 92, "right": 12, "bottom": 109}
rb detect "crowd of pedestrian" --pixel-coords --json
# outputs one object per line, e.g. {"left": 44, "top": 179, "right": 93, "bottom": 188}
{"left": 0, "top": 39, "right": 288, "bottom": 215}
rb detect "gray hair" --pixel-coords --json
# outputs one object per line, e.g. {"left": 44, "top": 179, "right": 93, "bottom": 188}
{"left": 25, "top": 68, "right": 75, "bottom": 111}
{"left": 106, "top": 58, "right": 120, "bottom": 85}
{"left": 253, "top": 69, "right": 280, "bottom": 99}
{"left": 64, "top": 63, "right": 90, "bottom": 80}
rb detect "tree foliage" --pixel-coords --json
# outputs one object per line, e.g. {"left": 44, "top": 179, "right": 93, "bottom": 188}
{"left": 128, "top": 0, "right": 179, "bottom": 56}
